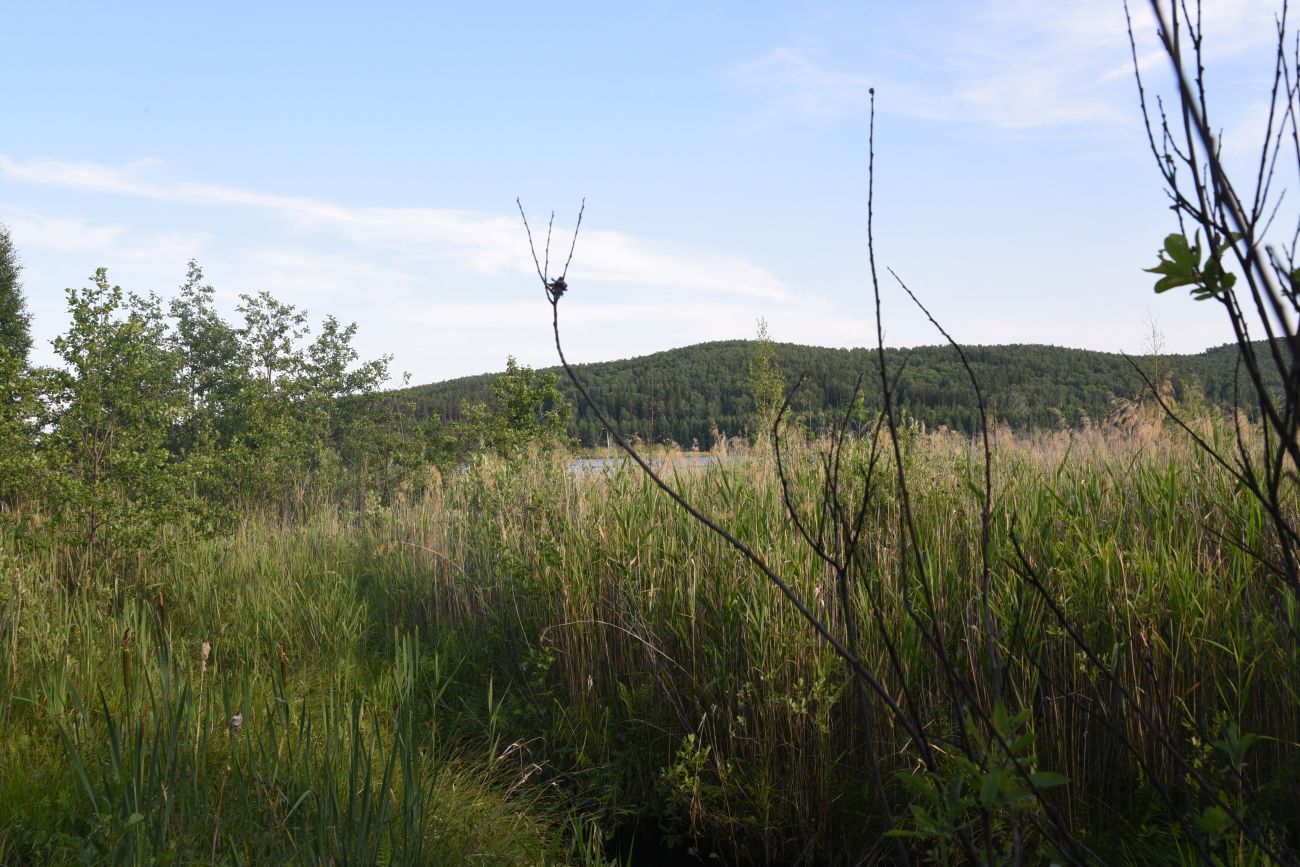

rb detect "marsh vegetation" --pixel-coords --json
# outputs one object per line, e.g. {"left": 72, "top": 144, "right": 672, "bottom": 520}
{"left": 4, "top": 1, "right": 1300, "bottom": 862}
{"left": 1, "top": 416, "right": 1298, "bottom": 863}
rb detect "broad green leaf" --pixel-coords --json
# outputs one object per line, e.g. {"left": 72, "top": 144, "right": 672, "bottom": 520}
{"left": 1165, "top": 232, "right": 1200, "bottom": 269}
{"left": 992, "top": 700, "right": 1009, "bottom": 732}
{"left": 980, "top": 771, "right": 1001, "bottom": 808}
{"left": 1028, "top": 771, "right": 1069, "bottom": 789}
{"left": 1197, "top": 805, "right": 1232, "bottom": 835}
{"left": 1164, "top": 233, "right": 1189, "bottom": 262}
{"left": 1145, "top": 259, "right": 1197, "bottom": 294}
{"left": 1146, "top": 232, "right": 1207, "bottom": 294}
{"left": 896, "top": 770, "right": 940, "bottom": 806}
{"left": 945, "top": 776, "right": 965, "bottom": 811}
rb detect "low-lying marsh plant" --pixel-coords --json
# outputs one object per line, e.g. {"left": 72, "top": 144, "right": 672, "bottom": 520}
{"left": 2, "top": 423, "right": 1298, "bottom": 862}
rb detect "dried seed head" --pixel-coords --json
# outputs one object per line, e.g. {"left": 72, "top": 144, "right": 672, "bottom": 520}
{"left": 229, "top": 713, "right": 243, "bottom": 734}
{"left": 201, "top": 641, "right": 211, "bottom": 673}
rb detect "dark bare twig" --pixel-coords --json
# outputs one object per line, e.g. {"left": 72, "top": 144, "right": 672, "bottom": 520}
{"left": 559, "top": 199, "right": 585, "bottom": 281}
{"left": 516, "top": 198, "right": 549, "bottom": 296}
{"left": 513, "top": 80, "right": 1126, "bottom": 867}
{"left": 543, "top": 211, "right": 555, "bottom": 282}
{"left": 1010, "top": 526, "right": 1294, "bottom": 866}
{"left": 1132, "top": 0, "right": 1300, "bottom": 617}
{"left": 768, "top": 379, "right": 906, "bottom": 862}
{"left": 516, "top": 200, "right": 923, "bottom": 737}
{"left": 888, "top": 267, "right": 1000, "bottom": 704}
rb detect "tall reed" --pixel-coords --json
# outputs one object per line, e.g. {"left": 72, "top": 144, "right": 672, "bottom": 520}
{"left": 371, "top": 430, "right": 1298, "bottom": 862}
{"left": 2, "top": 423, "right": 1295, "bottom": 862}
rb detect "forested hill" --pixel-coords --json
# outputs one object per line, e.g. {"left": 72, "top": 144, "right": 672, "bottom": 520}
{"left": 400, "top": 340, "right": 1274, "bottom": 448}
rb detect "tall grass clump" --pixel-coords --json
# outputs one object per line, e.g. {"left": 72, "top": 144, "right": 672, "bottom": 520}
{"left": 363, "top": 423, "right": 1298, "bottom": 862}
{"left": 0, "top": 511, "right": 586, "bottom": 865}
{"left": 3, "top": 419, "right": 1297, "bottom": 862}
{"left": 503, "top": 6, "right": 1300, "bottom": 855}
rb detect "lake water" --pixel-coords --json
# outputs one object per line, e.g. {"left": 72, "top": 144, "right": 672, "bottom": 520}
{"left": 569, "top": 454, "right": 744, "bottom": 475}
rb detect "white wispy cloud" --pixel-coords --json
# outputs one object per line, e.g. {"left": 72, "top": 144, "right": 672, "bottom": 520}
{"left": 0, "top": 155, "right": 794, "bottom": 303}
{"left": 733, "top": 1, "right": 1280, "bottom": 131}
{"left": 240, "top": 248, "right": 421, "bottom": 299}
{"left": 732, "top": 48, "right": 876, "bottom": 118}
{"left": 0, "top": 155, "right": 837, "bottom": 381}
{"left": 0, "top": 204, "right": 211, "bottom": 275}
{"left": 0, "top": 206, "right": 127, "bottom": 252}
{"left": 113, "top": 232, "right": 212, "bottom": 271}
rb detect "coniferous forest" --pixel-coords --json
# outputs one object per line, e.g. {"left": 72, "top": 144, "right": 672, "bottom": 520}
{"left": 404, "top": 339, "right": 1277, "bottom": 447}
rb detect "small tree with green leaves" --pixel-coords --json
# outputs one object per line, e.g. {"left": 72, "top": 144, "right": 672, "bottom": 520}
{"left": 0, "top": 224, "right": 29, "bottom": 364}
{"left": 0, "top": 224, "right": 36, "bottom": 512}
{"left": 194, "top": 289, "right": 348, "bottom": 511}
{"left": 296, "top": 314, "right": 405, "bottom": 504}
{"left": 170, "top": 276, "right": 409, "bottom": 512}
{"left": 748, "top": 318, "right": 785, "bottom": 450}
{"left": 237, "top": 289, "right": 308, "bottom": 386}
{"left": 460, "top": 356, "right": 572, "bottom": 458}
{"left": 167, "top": 262, "right": 244, "bottom": 450}
{"left": 41, "top": 270, "right": 191, "bottom": 584}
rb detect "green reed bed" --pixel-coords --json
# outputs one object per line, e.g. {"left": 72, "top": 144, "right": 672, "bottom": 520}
{"left": 370, "top": 432, "right": 1298, "bottom": 863}
{"left": 2, "top": 426, "right": 1297, "bottom": 863}
{"left": 0, "top": 518, "right": 584, "bottom": 865}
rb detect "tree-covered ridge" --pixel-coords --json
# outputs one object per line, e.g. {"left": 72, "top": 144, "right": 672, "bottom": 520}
{"left": 402, "top": 339, "right": 1278, "bottom": 447}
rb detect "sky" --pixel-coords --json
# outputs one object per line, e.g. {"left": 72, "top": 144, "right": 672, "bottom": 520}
{"left": 0, "top": 1, "right": 1291, "bottom": 386}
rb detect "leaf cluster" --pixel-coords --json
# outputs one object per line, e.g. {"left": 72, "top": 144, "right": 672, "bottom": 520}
{"left": 4, "top": 258, "right": 433, "bottom": 582}
{"left": 455, "top": 355, "right": 573, "bottom": 459}
{"left": 1146, "top": 232, "right": 1240, "bottom": 301}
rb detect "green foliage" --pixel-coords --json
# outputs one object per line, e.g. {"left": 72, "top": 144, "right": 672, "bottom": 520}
{"left": 748, "top": 318, "right": 785, "bottom": 448}
{"left": 0, "top": 253, "right": 430, "bottom": 574}
{"left": 0, "top": 224, "right": 35, "bottom": 511}
{"left": 888, "top": 702, "right": 1068, "bottom": 866}
{"left": 0, "top": 248, "right": 1293, "bottom": 862}
{"left": 405, "top": 339, "right": 1281, "bottom": 447}
{"left": 1184, "top": 718, "right": 1275, "bottom": 862}
{"left": 163, "top": 277, "right": 417, "bottom": 512}
{"left": 164, "top": 261, "right": 421, "bottom": 513}
{"left": 0, "top": 358, "right": 37, "bottom": 511}
{"left": 0, "top": 515, "right": 588, "bottom": 864}
{"left": 36, "top": 632, "right": 566, "bottom": 864}
{"left": 219, "top": 293, "right": 404, "bottom": 509}
{"left": 458, "top": 356, "right": 572, "bottom": 458}
{"left": 167, "top": 261, "right": 243, "bottom": 453}
{"left": 41, "top": 271, "right": 192, "bottom": 579}
{"left": 1146, "top": 232, "right": 1240, "bottom": 300}
{"left": 0, "top": 224, "right": 30, "bottom": 364}
{"left": 237, "top": 289, "right": 309, "bottom": 385}
{"left": 2, "top": 432, "right": 1298, "bottom": 862}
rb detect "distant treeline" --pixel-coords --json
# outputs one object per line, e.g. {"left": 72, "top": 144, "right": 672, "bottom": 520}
{"left": 401, "top": 340, "right": 1280, "bottom": 447}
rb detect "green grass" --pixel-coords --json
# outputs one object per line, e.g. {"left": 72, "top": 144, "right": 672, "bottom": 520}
{"left": 0, "top": 512, "right": 582, "bottom": 864}
{"left": 2, "top": 419, "right": 1298, "bottom": 863}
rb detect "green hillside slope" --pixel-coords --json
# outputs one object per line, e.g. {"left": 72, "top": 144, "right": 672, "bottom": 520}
{"left": 400, "top": 340, "right": 1276, "bottom": 447}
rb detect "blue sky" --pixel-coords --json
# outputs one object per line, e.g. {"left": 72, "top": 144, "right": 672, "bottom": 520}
{"left": 0, "top": 1, "right": 1287, "bottom": 384}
